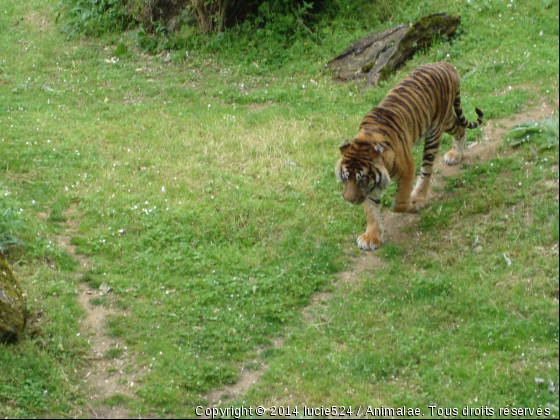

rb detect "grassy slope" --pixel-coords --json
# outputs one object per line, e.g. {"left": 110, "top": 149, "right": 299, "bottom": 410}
{"left": 0, "top": 0, "right": 558, "bottom": 417}
{"left": 239, "top": 0, "right": 560, "bottom": 417}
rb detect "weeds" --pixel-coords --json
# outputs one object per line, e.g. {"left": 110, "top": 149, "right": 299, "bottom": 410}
{"left": 506, "top": 115, "right": 559, "bottom": 150}
{"left": 56, "top": 0, "right": 133, "bottom": 38}
{"left": 0, "top": 201, "right": 26, "bottom": 254}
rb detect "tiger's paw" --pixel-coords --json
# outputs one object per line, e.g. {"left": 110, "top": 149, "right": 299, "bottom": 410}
{"left": 392, "top": 202, "right": 412, "bottom": 213}
{"left": 357, "top": 233, "right": 382, "bottom": 251}
{"left": 444, "top": 149, "right": 463, "bottom": 165}
{"left": 409, "top": 193, "right": 426, "bottom": 212}
{"left": 409, "top": 198, "right": 426, "bottom": 213}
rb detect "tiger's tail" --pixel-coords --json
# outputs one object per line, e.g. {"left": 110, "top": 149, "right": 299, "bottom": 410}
{"left": 453, "top": 92, "right": 484, "bottom": 129}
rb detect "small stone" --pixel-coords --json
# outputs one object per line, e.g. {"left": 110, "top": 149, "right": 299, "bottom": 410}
{"left": 535, "top": 377, "right": 545, "bottom": 386}
{"left": 473, "top": 245, "right": 484, "bottom": 253}
{"left": 99, "top": 283, "right": 112, "bottom": 296}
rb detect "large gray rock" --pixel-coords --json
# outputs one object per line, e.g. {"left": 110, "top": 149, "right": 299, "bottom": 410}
{"left": 0, "top": 259, "right": 26, "bottom": 343}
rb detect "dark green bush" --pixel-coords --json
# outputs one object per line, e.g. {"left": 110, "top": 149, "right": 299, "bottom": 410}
{"left": 55, "top": 0, "right": 399, "bottom": 61}
{"left": 56, "top": 0, "right": 385, "bottom": 38}
{"left": 56, "top": 0, "right": 133, "bottom": 38}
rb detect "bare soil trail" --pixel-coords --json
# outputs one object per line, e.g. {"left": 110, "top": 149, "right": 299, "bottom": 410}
{"left": 53, "top": 208, "right": 140, "bottom": 419}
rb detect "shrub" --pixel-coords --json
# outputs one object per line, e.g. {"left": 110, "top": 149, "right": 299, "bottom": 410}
{"left": 57, "top": 0, "right": 336, "bottom": 37}
{"left": 129, "top": 1, "right": 317, "bottom": 34}
{"left": 56, "top": 0, "right": 133, "bottom": 38}
{"left": 127, "top": 0, "right": 164, "bottom": 33}
{"left": 186, "top": 0, "right": 232, "bottom": 34}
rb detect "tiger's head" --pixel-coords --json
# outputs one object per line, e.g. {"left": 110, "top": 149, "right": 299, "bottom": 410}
{"left": 335, "top": 139, "right": 390, "bottom": 204}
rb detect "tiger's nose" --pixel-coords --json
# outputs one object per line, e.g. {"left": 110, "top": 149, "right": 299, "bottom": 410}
{"left": 343, "top": 194, "right": 357, "bottom": 203}
{"left": 342, "top": 192, "right": 362, "bottom": 204}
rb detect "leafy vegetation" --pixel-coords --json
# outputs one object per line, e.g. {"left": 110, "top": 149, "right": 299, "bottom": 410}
{"left": 506, "top": 115, "right": 559, "bottom": 150}
{"left": 0, "top": 200, "right": 26, "bottom": 254}
{"left": 57, "top": 0, "right": 395, "bottom": 49}
{"left": 1, "top": 0, "right": 558, "bottom": 417}
{"left": 56, "top": 0, "right": 133, "bottom": 38}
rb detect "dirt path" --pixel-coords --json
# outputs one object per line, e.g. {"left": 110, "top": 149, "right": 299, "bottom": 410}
{"left": 201, "top": 100, "right": 557, "bottom": 408}
{"left": 53, "top": 209, "right": 138, "bottom": 419}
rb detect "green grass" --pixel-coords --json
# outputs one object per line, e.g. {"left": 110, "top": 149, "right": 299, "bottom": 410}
{"left": 1, "top": 0, "right": 558, "bottom": 417}
{"left": 104, "top": 348, "right": 124, "bottom": 359}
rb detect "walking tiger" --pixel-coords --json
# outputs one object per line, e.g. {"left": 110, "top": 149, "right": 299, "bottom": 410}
{"left": 335, "top": 62, "right": 484, "bottom": 250}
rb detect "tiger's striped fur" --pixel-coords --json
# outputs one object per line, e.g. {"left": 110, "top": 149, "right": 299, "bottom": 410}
{"left": 335, "top": 62, "right": 484, "bottom": 250}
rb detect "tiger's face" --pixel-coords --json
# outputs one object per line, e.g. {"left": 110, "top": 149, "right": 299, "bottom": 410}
{"left": 335, "top": 140, "right": 390, "bottom": 204}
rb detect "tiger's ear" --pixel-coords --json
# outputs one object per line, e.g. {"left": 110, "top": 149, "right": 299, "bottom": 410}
{"left": 339, "top": 140, "right": 351, "bottom": 155}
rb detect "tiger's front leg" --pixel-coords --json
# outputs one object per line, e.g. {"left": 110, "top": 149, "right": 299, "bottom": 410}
{"left": 357, "top": 189, "right": 383, "bottom": 250}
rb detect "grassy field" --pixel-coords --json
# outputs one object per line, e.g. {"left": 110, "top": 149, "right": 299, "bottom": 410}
{"left": 1, "top": 0, "right": 558, "bottom": 418}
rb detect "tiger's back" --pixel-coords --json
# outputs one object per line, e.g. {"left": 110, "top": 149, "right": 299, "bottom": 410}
{"left": 360, "top": 63, "right": 465, "bottom": 164}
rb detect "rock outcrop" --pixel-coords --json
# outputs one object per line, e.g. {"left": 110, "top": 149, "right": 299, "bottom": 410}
{"left": 0, "top": 259, "right": 26, "bottom": 343}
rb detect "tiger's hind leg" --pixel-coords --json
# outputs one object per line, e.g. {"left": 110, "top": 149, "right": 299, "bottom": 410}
{"left": 444, "top": 93, "right": 478, "bottom": 166}
{"left": 410, "top": 130, "right": 443, "bottom": 212}
{"left": 444, "top": 120, "right": 467, "bottom": 166}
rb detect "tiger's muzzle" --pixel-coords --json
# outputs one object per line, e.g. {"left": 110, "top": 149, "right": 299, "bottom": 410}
{"left": 342, "top": 182, "right": 365, "bottom": 204}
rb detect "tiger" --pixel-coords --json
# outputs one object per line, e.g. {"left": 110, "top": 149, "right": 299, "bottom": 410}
{"left": 335, "top": 62, "right": 483, "bottom": 250}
